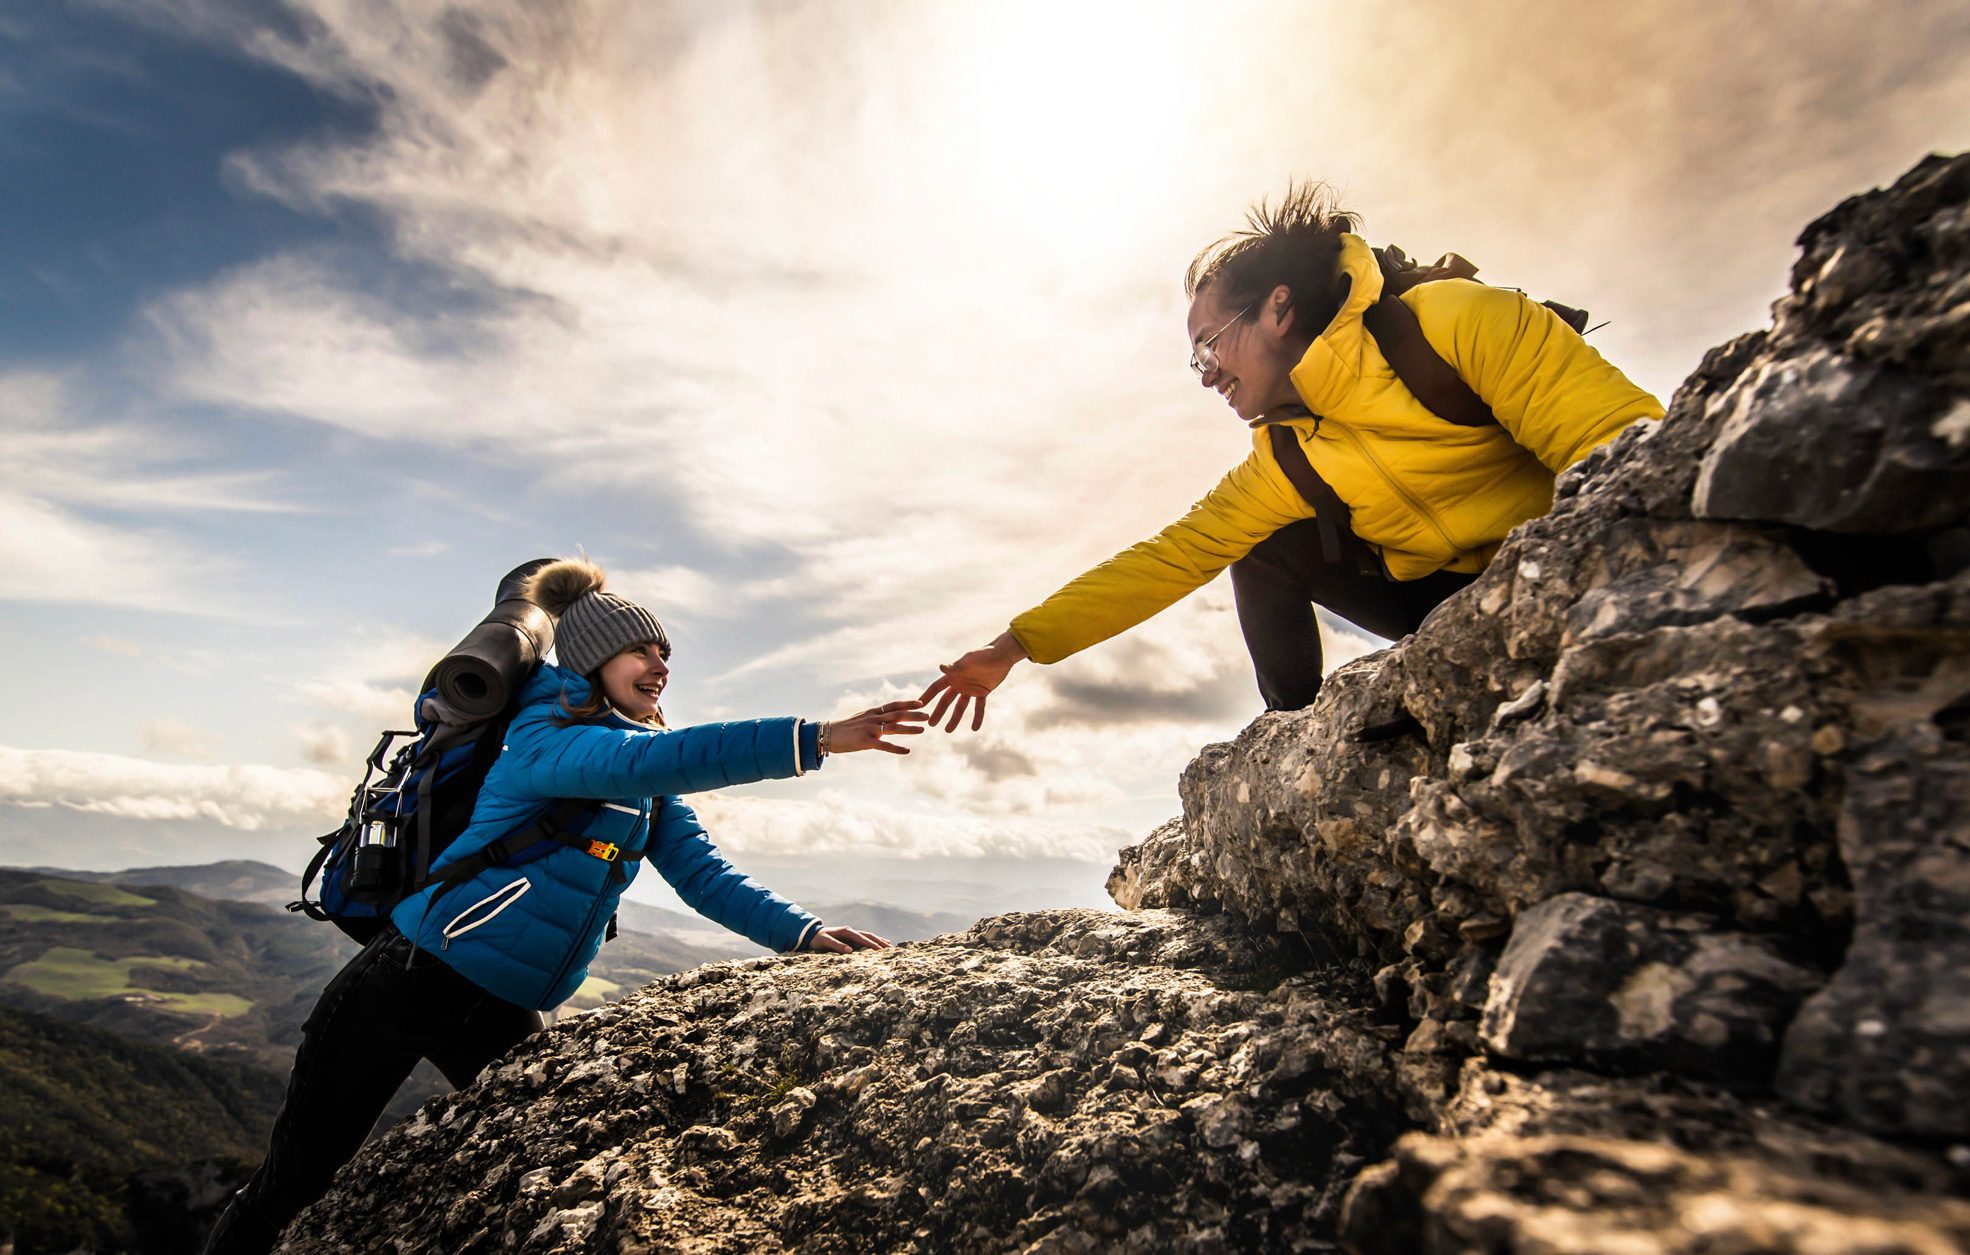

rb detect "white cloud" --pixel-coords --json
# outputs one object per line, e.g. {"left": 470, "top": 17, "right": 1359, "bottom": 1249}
{"left": 688, "top": 788, "right": 1129, "bottom": 865}
{"left": 143, "top": 1, "right": 1242, "bottom": 703}
{"left": 0, "top": 370, "right": 293, "bottom": 614}
{"left": 283, "top": 625, "right": 453, "bottom": 732}
{"left": 0, "top": 745, "right": 345, "bottom": 830}
{"left": 296, "top": 723, "right": 353, "bottom": 767}
{"left": 387, "top": 539, "right": 453, "bottom": 558}
{"left": 142, "top": 719, "right": 217, "bottom": 760}
{"left": 605, "top": 563, "right": 745, "bottom": 621}
{"left": 0, "top": 489, "right": 229, "bottom": 614}
{"left": 330, "top": 626, "right": 455, "bottom": 685}
{"left": 291, "top": 677, "right": 418, "bottom": 727}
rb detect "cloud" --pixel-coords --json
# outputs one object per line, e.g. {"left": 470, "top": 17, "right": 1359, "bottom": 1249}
{"left": 950, "top": 739, "right": 1038, "bottom": 782}
{"left": 0, "top": 489, "right": 231, "bottom": 614}
{"left": 78, "top": 634, "right": 219, "bottom": 676}
{"left": 0, "top": 370, "right": 293, "bottom": 614}
{"left": 139, "top": 0, "right": 1239, "bottom": 704}
{"left": 281, "top": 625, "right": 455, "bottom": 732}
{"left": 0, "top": 745, "right": 344, "bottom": 830}
{"left": 296, "top": 723, "right": 352, "bottom": 767}
{"left": 387, "top": 540, "right": 453, "bottom": 558}
{"left": 329, "top": 626, "right": 455, "bottom": 685}
{"left": 290, "top": 677, "right": 418, "bottom": 727}
{"left": 688, "top": 788, "right": 1129, "bottom": 865}
{"left": 605, "top": 563, "right": 746, "bottom": 621}
{"left": 142, "top": 719, "right": 216, "bottom": 759}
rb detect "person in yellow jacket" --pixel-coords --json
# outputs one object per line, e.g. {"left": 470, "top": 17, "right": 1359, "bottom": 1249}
{"left": 922, "top": 184, "right": 1664, "bottom": 723}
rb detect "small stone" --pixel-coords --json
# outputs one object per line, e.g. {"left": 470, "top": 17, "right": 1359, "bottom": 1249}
{"left": 770, "top": 1086, "right": 818, "bottom": 1138}
{"left": 676, "top": 1125, "right": 739, "bottom": 1156}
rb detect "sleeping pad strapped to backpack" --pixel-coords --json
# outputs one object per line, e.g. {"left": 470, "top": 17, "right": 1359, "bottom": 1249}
{"left": 288, "top": 559, "right": 602, "bottom": 945}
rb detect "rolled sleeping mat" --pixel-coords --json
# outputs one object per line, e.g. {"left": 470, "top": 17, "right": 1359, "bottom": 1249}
{"left": 424, "top": 558, "right": 559, "bottom": 720}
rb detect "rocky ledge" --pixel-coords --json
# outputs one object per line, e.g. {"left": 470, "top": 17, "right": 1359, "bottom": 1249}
{"left": 286, "top": 153, "right": 1970, "bottom": 1253}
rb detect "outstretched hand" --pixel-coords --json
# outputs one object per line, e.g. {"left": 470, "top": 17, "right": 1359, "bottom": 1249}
{"left": 826, "top": 699, "right": 930, "bottom": 755}
{"left": 919, "top": 631, "right": 1029, "bottom": 733}
{"left": 804, "top": 924, "right": 892, "bottom": 953}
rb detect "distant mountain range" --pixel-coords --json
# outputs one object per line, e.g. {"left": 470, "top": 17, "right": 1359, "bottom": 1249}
{"left": 34, "top": 858, "right": 984, "bottom": 951}
{"left": 1, "top": 859, "right": 983, "bottom": 1077}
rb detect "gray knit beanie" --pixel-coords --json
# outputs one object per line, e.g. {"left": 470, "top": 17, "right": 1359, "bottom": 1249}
{"left": 523, "top": 559, "right": 670, "bottom": 678}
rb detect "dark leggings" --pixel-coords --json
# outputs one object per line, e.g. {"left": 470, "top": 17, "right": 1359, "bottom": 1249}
{"left": 203, "top": 928, "right": 541, "bottom": 1255}
{"left": 1230, "top": 517, "right": 1477, "bottom": 711}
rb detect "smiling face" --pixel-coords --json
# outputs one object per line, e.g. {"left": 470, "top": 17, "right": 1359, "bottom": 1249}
{"left": 596, "top": 641, "right": 669, "bottom": 723}
{"left": 1186, "top": 282, "right": 1309, "bottom": 425}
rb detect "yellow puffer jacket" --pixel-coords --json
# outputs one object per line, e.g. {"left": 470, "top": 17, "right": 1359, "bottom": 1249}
{"left": 1010, "top": 234, "right": 1664, "bottom": 665}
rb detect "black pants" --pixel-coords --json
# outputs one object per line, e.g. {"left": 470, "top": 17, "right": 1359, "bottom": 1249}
{"left": 203, "top": 928, "right": 541, "bottom": 1255}
{"left": 1230, "top": 517, "right": 1477, "bottom": 711}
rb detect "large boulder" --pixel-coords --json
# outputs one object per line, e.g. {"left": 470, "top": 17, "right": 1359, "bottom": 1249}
{"left": 1114, "top": 152, "right": 1970, "bottom": 1143}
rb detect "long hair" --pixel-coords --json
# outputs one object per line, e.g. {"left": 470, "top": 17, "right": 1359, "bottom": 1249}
{"left": 1185, "top": 182, "right": 1362, "bottom": 336}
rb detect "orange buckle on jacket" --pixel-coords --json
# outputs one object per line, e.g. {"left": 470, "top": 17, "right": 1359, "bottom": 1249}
{"left": 586, "top": 840, "right": 621, "bottom": 862}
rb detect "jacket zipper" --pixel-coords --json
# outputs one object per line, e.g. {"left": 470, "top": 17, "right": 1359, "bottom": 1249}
{"left": 1321, "top": 419, "right": 1462, "bottom": 555}
{"left": 540, "top": 801, "right": 647, "bottom": 997}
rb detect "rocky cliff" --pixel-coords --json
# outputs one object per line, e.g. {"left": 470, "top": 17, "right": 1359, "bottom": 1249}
{"left": 282, "top": 154, "right": 1970, "bottom": 1254}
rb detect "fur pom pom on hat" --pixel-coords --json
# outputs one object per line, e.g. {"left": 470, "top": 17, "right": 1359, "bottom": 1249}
{"left": 523, "top": 558, "right": 670, "bottom": 678}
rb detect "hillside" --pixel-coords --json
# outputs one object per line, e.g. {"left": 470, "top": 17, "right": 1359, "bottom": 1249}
{"left": 0, "top": 1004, "right": 287, "bottom": 1255}
{"left": 284, "top": 155, "right": 1970, "bottom": 1253}
{"left": 0, "top": 868, "right": 353, "bottom": 1075}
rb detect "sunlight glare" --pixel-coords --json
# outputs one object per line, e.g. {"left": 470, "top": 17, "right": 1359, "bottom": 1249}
{"left": 945, "top": 1, "right": 1206, "bottom": 263}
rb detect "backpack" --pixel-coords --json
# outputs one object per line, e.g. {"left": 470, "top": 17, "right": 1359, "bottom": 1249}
{"left": 1266, "top": 246, "right": 1596, "bottom": 573}
{"left": 287, "top": 560, "right": 605, "bottom": 945}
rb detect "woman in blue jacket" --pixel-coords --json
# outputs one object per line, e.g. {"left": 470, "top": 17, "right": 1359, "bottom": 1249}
{"left": 206, "top": 560, "right": 925, "bottom": 1254}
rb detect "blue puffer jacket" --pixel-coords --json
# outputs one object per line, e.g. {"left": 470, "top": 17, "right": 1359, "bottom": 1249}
{"left": 391, "top": 665, "right": 823, "bottom": 1010}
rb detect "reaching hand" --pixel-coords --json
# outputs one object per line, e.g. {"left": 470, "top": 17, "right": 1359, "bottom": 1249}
{"left": 824, "top": 699, "right": 930, "bottom": 755}
{"left": 919, "top": 631, "right": 1028, "bottom": 733}
{"left": 804, "top": 924, "right": 892, "bottom": 953}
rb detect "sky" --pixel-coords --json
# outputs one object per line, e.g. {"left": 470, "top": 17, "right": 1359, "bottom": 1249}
{"left": 1, "top": 0, "right": 1967, "bottom": 920}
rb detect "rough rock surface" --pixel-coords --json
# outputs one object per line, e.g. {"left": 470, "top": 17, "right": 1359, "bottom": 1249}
{"left": 283, "top": 911, "right": 1404, "bottom": 1253}
{"left": 288, "top": 156, "right": 1970, "bottom": 1253}
{"left": 1479, "top": 892, "right": 1822, "bottom": 1082}
{"left": 1113, "top": 152, "right": 1970, "bottom": 1144}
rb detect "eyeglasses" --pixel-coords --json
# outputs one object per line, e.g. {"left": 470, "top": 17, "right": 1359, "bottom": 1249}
{"left": 1189, "top": 302, "right": 1256, "bottom": 377}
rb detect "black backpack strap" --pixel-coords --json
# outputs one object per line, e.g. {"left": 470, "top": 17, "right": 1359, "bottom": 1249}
{"left": 1266, "top": 425, "right": 1393, "bottom": 580}
{"left": 1267, "top": 425, "right": 1355, "bottom": 567}
{"left": 286, "top": 830, "right": 341, "bottom": 920}
{"left": 419, "top": 797, "right": 628, "bottom": 898}
{"left": 1362, "top": 294, "right": 1497, "bottom": 428}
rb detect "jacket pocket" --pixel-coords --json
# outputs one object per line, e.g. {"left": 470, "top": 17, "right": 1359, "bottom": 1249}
{"left": 441, "top": 876, "right": 532, "bottom": 949}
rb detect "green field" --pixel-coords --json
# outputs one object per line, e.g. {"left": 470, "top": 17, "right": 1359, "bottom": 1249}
{"left": 0, "top": 904, "right": 106, "bottom": 925}
{"left": 570, "top": 975, "right": 622, "bottom": 1005}
{"left": 2, "top": 947, "right": 254, "bottom": 1018}
{"left": 32, "top": 879, "right": 155, "bottom": 908}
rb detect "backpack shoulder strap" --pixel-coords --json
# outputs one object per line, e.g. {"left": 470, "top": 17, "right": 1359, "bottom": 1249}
{"left": 1266, "top": 425, "right": 1351, "bottom": 566}
{"left": 1361, "top": 293, "right": 1497, "bottom": 429}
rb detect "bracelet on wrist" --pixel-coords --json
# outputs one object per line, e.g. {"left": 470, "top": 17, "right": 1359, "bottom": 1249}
{"left": 817, "top": 720, "right": 831, "bottom": 757}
